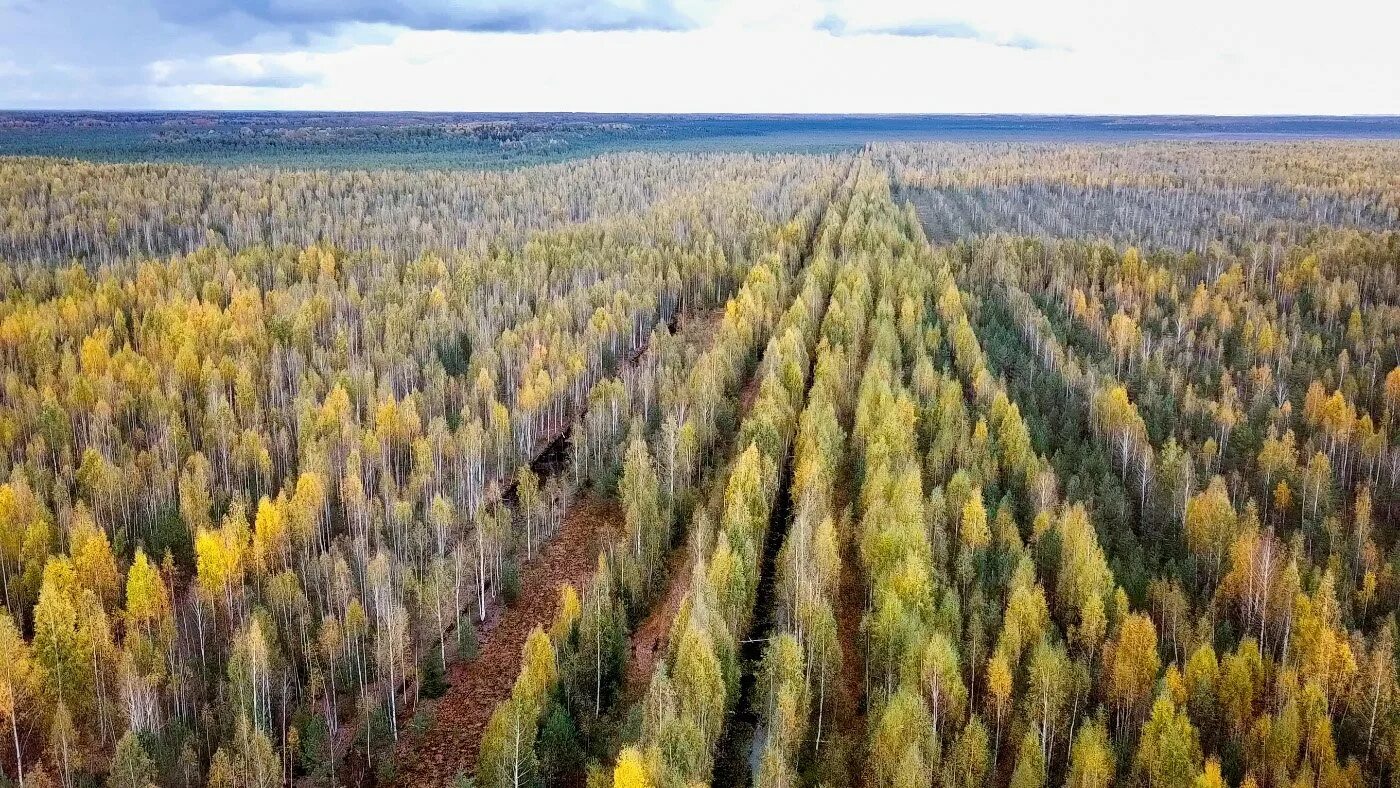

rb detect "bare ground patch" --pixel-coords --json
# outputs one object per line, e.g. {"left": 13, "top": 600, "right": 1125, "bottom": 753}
{"left": 387, "top": 495, "right": 621, "bottom": 787}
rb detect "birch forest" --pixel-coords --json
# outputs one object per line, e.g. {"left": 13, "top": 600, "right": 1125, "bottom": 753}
{"left": 0, "top": 137, "right": 1398, "bottom": 788}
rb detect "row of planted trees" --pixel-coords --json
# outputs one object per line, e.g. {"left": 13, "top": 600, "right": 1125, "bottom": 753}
{"left": 749, "top": 165, "right": 883, "bottom": 787}
{"left": 752, "top": 167, "right": 1252, "bottom": 788}
{"left": 877, "top": 141, "right": 1400, "bottom": 251}
{"left": 599, "top": 160, "right": 874, "bottom": 788}
{"left": 471, "top": 160, "right": 854, "bottom": 787}
{"left": 585, "top": 165, "right": 1169, "bottom": 788}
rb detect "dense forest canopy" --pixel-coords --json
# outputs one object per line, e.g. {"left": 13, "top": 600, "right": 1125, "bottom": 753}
{"left": 0, "top": 135, "right": 1397, "bottom": 788}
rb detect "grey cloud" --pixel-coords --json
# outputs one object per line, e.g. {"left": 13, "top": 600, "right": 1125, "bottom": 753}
{"left": 815, "top": 12, "right": 1061, "bottom": 51}
{"left": 0, "top": 0, "right": 696, "bottom": 107}
{"left": 874, "top": 21, "right": 982, "bottom": 40}
{"left": 1004, "top": 35, "right": 1056, "bottom": 51}
{"left": 151, "top": 0, "right": 696, "bottom": 34}
{"left": 813, "top": 14, "right": 846, "bottom": 35}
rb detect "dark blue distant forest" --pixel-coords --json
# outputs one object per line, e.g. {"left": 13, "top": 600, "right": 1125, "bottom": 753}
{"left": 3, "top": 111, "right": 1398, "bottom": 168}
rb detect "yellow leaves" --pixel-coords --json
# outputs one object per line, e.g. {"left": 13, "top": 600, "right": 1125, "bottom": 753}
{"left": 78, "top": 330, "right": 111, "bottom": 377}
{"left": 1121, "top": 246, "right": 1144, "bottom": 279}
{"left": 173, "top": 340, "right": 201, "bottom": 391}
{"left": 1108, "top": 613, "right": 1160, "bottom": 718}
{"left": 959, "top": 487, "right": 990, "bottom": 552}
{"left": 704, "top": 536, "right": 742, "bottom": 640}
{"left": 1193, "top": 758, "right": 1227, "bottom": 788}
{"left": 1385, "top": 367, "right": 1400, "bottom": 417}
{"left": 1219, "top": 639, "right": 1264, "bottom": 735}
{"left": 517, "top": 626, "right": 558, "bottom": 711}
{"left": 1109, "top": 310, "right": 1139, "bottom": 370}
{"left": 1055, "top": 503, "right": 1113, "bottom": 644}
{"left": 251, "top": 495, "right": 287, "bottom": 575}
{"left": 1255, "top": 320, "right": 1277, "bottom": 358}
{"left": 124, "top": 549, "right": 169, "bottom": 633}
{"left": 178, "top": 453, "right": 214, "bottom": 534}
{"left": 1066, "top": 287, "right": 1091, "bottom": 323}
{"left": 1075, "top": 594, "right": 1108, "bottom": 657}
{"left": 1184, "top": 476, "right": 1236, "bottom": 572}
{"left": 1258, "top": 429, "right": 1299, "bottom": 482}
{"left": 0, "top": 610, "right": 32, "bottom": 722}
{"left": 317, "top": 383, "right": 352, "bottom": 434}
{"left": 937, "top": 283, "right": 965, "bottom": 326}
{"left": 613, "top": 746, "right": 652, "bottom": 788}
{"left": 812, "top": 515, "right": 840, "bottom": 596}
{"left": 672, "top": 620, "right": 725, "bottom": 742}
{"left": 297, "top": 244, "right": 339, "bottom": 281}
{"left": 998, "top": 582, "right": 1050, "bottom": 667}
{"left": 869, "top": 688, "right": 936, "bottom": 788}
{"left": 344, "top": 598, "right": 368, "bottom": 639}
{"left": 31, "top": 555, "right": 94, "bottom": 709}
{"left": 551, "top": 584, "right": 581, "bottom": 643}
{"left": 289, "top": 471, "right": 326, "bottom": 542}
{"left": 195, "top": 509, "right": 249, "bottom": 605}
{"left": 1290, "top": 574, "right": 1358, "bottom": 706}
{"left": 1135, "top": 694, "right": 1202, "bottom": 788}
{"left": 68, "top": 506, "right": 119, "bottom": 608}
{"left": 886, "top": 553, "right": 934, "bottom": 619}
{"left": 1067, "top": 717, "right": 1114, "bottom": 788}
{"left": 986, "top": 652, "right": 1012, "bottom": 712}
{"left": 374, "top": 398, "right": 400, "bottom": 441}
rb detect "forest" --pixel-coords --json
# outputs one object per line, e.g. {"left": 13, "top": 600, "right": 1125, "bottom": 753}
{"left": 0, "top": 136, "right": 1397, "bottom": 788}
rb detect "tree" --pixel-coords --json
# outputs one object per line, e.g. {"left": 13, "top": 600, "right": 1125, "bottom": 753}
{"left": 870, "top": 688, "right": 935, "bottom": 788}
{"left": 1185, "top": 477, "right": 1235, "bottom": 582}
{"left": 107, "top": 730, "right": 156, "bottom": 788}
{"left": 31, "top": 559, "right": 92, "bottom": 728}
{"left": 920, "top": 631, "right": 967, "bottom": 746}
{"left": 1008, "top": 731, "right": 1045, "bottom": 788}
{"left": 1134, "top": 695, "right": 1202, "bottom": 788}
{"left": 986, "top": 652, "right": 1012, "bottom": 757}
{"left": 1218, "top": 639, "right": 1264, "bottom": 738}
{"left": 68, "top": 508, "right": 118, "bottom": 609}
{"left": 960, "top": 486, "right": 991, "bottom": 553}
{"left": 479, "top": 694, "right": 541, "bottom": 788}
{"left": 1194, "top": 758, "right": 1226, "bottom": 788}
{"left": 123, "top": 550, "right": 170, "bottom": 638}
{"left": 942, "top": 716, "right": 991, "bottom": 788}
{"left": 1066, "top": 717, "right": 1114, "bottom": 788}
{"left": 612, "top": 746, "right": 651, "bottom": 788}
{"left": 517, "top": 467, "right": 541, "bottom": 559}
{"left": 1108, "top": 613, "right": 1160, "bottom": 735}
{"left": 1183, "top": 642, "right": 1219, "bottom": 744}
{"left": 0, "top": 610, "right": 34, "bottom": 787}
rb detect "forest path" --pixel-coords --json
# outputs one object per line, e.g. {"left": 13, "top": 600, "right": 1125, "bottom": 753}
{"left": 830, "top": 498, "right": 868, "bottom": 787}
{"left": 620, "top": 347, "right": 764, "bottom": 709}
{"left": 387, "top": 494, "right": 621, "bottom": 788}
{"left": 620, "top": 537, "right": 693, "bottom": 705}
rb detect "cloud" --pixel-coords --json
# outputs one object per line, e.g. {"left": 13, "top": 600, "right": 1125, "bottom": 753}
{"left": 814, "top": 11, "right": 1060, "bottom": 50}
{"left": 0, "top": 0, "right": 1396, "bottom": 113}
{"left": 1003, "top": 35, "right": 1053, "bottom": 51}
{"left": 151, "top": 0, "right": 696, "bottom": 35}
{"left": 150, "top": 55, "right": 323, "bottom": 88}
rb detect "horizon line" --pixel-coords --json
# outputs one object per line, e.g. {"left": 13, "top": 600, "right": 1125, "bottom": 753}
{"left": 4, "top": 109, "right": 1400, "bottom": 120}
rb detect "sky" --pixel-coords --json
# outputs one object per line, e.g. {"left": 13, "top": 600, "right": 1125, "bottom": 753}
{"left": 1, "top": 0, "right": 1397, "bottom": 114}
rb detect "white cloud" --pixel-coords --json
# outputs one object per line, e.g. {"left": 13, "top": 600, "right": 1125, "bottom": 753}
{"left": 150, "top": 53, "right": 323, "bottom": 88}
{"left": 8, "top": 0, "right": 1400, "bottom": 112}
